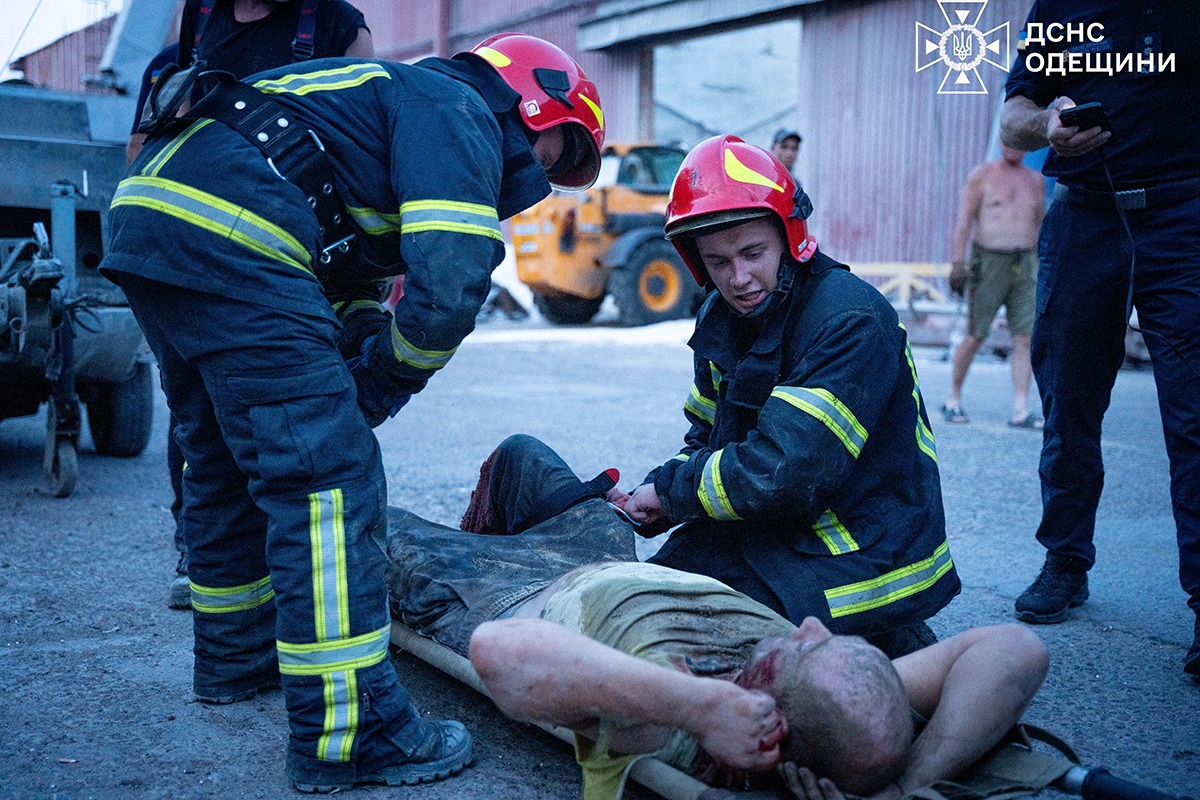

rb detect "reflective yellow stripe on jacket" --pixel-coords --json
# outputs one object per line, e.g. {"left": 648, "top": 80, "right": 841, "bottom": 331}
{"left": 770, "top": 386, "right": 868, "bottom": 458}
{"left": 902, "top": 328, "right": 938, "bottom": 463}
{"left": 111, "top": 175, "right": 313, "bottom": 275}
{"left": 399, "top": 199, "right": 502, "bottom": 242}
{"left": 812, "top": 509, "right": 859, "bottom": 555}
{"left": 390, "top": 324, "right": 457, "bottom": 372}
{"left": 698, "top": 449, "right": 741, "bottom": 521}
{"left": 684, "top": 382, "right": 716, "bottom": 425}
{"left": 253, "top": 62, "right": 391, "bottom": 96}
{"left": 825, "top": 539, "right": 954, "bottom": 619}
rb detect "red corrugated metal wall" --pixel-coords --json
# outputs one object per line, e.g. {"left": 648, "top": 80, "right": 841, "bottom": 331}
{"left": 16, "top": 16, "right": 116, "bottom": 94}
{"left": 18, "top": 0, "right": 1038, "bottom": 261}
{"left": 356, "top": 0, "right": 644, "bottom": 140}
{"left": 797, "top": 0, "right": 1032, "bottom": 263}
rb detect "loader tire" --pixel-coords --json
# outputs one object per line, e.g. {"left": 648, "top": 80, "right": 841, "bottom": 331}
{"left": 533, "top": 292, "right": 603, "bottom": 325}
{"left": 88, "top": 360, "right": 154, "bottom": 457}
{"left": 612, "top": 240, "right": 700, "bottom": 327}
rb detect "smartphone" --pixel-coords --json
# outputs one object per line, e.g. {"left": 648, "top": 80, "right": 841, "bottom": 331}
{"left": 1058, "top": 102, "right": 1112, "bottom": 133}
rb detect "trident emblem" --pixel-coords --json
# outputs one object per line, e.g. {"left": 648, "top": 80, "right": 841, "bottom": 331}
{"left": 953, "top": 31, "right": 973, "bottom": 60}
{"left": 915, "top": 1, "right": 1009, "bottom": 94}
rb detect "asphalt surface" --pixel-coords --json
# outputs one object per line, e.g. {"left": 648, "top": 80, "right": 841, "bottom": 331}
{"left": 1, "top": 316, "right": 1197, "bottom": 800}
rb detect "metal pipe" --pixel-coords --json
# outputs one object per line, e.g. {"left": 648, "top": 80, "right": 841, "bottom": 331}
{"left": 50, "top": 182, "right": 77, "bottom": 299}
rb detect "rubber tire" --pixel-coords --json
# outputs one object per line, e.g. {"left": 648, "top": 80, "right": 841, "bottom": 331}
{"left": 611, "top": 240, "right": 700, "bottom": 327}
{"left": 533, "top": 292, "right": 604, "bottom": 325}
{"left": 46, "top": 439, "right": 78, "bottom": 498}
{"left": 87, "top": 360, "right": 154, "bottom": 457}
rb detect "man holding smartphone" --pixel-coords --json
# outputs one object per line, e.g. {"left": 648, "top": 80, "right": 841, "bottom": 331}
{"left": 1000, "top": 1, "right": 1200, "bottom": 679}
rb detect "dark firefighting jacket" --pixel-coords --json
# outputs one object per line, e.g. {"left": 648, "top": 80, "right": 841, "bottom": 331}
{"left": 104, "top": 55, "right": 550, "bottom": 422}
{"left": 647, "top": 252, "right": 960, "bottom": 635}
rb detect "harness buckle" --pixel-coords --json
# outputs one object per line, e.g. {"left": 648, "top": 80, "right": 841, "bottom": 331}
{"left": 320, "top": 234, "right": 356, "bottom": 265}
{"left": 1114, "top": 189, "right": 1147, "bottom": 211}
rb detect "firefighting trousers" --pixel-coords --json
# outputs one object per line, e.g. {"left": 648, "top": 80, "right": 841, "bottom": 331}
{"left": 1032, "top": 196, "right": 1200, "bottom": 615}
{"left": 117, "top": 273, "right": 437, "bottom": 783}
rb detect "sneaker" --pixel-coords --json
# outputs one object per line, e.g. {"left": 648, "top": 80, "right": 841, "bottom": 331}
{"left": 941, "top": 404, "right": 970, "bottom": 424}
{"left": 1014, "top": 555, "right": 1089, "bottom": 624}
{"left": 167, "top": 552, "right": 191, "bottom": 610}
{"left": 293, "top": 719, "right": 473, "bottom": 793}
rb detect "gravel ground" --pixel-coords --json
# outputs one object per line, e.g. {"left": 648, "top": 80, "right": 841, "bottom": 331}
{"left": 1, "top": 320, "right": 1196, "bottom": 799}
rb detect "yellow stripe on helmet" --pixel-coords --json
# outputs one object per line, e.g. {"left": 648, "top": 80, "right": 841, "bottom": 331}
{"left": 579, "top": 94, "right": 604, "bottom": 131}
{"left": 475, "top": 46, "right": 512, "bottom": 67}
{"left": 724, "top": 148, "right": 784, "bottom": 192}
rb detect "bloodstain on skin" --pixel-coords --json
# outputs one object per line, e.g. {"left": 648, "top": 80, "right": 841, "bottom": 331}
{"left": 739, "top": 643, "right": 779, "bottom": 688}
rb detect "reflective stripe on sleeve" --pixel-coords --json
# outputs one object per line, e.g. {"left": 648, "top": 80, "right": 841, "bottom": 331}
{"left": 390, "top": 324, "right": 457, "bottom": 372}
{"left": 824, "top": 539, "right": 954, "bottom": 618}
{"left": 190, "top": 575, "right": 274, "bottom": 614}
{"left": 112, "top": 176, "right": 313, "bottom": 275}
{"left": 812, "top": 510, "right": 859, "bottom": 555}
{"left": 770, "top": 386, "right": 867, "bottom": 458}
{"left": 399, "top": 199, "right": 502, "bottom": 242}
{"left": 332, "top": 299, "right": 386, "bottom": 318}
{"left": 253, "top": 62, "right": 391, "bottom": 95}
{"left": 901, "top": 330, "right": 938, "bottom": 463}
{"left": 684, "top": 382, "right": 716, "bottom": 425}
{"left": 698, "top": 448, "right": 741, "bottom": 521}
{"left": 346, "top": 206, "right": 402, "bottom": 236}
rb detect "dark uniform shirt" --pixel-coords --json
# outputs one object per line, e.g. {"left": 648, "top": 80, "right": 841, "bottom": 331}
{"left": 1005, "top": 0, "right": 1200, "bottom": 186}
{"left": 648, "top": 253, "right": 959, "bottom": 635}
{"left": 192, "top": 0, "right": 367, "bottom": 76}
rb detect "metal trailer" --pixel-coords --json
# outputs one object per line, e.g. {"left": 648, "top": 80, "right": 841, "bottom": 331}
{"left": 0, "top": 84, "right": 153, "bottom": 496}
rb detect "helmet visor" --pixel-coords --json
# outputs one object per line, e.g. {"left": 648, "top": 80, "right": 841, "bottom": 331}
{"left": 546, "top": 123, "right": 601, "bottom": 191}
{"left": 665, "top": 208, "right": 772, "bottom": 241}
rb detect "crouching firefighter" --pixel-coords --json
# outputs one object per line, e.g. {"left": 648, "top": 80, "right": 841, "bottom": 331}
{"left": 101, "top": 34, "right": 604, "bottom": 793}
{"left": 622, "top": 135, "right": 960, "bottom": 658}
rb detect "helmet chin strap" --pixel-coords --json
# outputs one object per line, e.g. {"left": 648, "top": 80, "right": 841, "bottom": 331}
{"left": 738, "top": 256, "right": 797, "bottom": 321}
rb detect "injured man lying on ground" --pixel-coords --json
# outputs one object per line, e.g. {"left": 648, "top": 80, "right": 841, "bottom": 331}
{"left": 386, "top": 434, "right": 1049, "bottom": 800}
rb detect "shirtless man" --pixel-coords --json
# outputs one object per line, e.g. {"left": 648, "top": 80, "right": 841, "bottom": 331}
{"left": 943, "top": 145, "right": 1045, "bottom": 428}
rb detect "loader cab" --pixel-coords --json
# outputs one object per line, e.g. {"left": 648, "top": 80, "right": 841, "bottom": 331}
{"left": 513, "top": 143, "right": 700, "bottom": 326}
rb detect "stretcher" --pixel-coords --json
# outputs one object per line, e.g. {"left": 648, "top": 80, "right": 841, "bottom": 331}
{"left": 389, "top": 622, "right": 1191, "bottom": 800}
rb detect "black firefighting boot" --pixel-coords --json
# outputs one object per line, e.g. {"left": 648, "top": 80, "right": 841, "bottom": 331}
{"left": 1014, "top": 554, "right": 1089, "bottom": 624}
{"left": 167, "top": 551, "right": 191, "bottom": 610}
{"left": 1185, "top": 615, "right": 1200, "bottom": 682}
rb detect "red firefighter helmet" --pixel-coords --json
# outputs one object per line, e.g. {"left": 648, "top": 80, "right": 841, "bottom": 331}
{"left": 665, "top": 134, "right": 817, "bottom": 285}
{"left": 469, "top": 33, "right": 605, "bottom": 191}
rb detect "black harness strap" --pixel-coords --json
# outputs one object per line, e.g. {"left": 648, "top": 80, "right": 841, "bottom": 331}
{"left": 292, "top": 0, "right": 319, "bottom": 61}
{"left": 187, "top": 75, "right": 356, "bottom": 279}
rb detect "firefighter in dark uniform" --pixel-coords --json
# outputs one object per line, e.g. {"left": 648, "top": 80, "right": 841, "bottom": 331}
{"left": 101, "top": 34, "right": 604, "bottom": 792}
{"left": 1001, "top": 1, "right": 1200, "bottom": 678}
{"left": 622, "top": 136, "right": 960, "bottom": 659}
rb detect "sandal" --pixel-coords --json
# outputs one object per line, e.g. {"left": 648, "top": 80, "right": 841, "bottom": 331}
{"left": 941, "top": 405, "right": 970, "bottom": 424}
{"left": 1009, "top": 414, "right": 1044, "bottom": 430}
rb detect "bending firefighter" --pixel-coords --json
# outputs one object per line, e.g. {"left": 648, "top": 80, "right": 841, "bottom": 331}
{"left": 100, "top": 34, "right": 604, "bottom": 792}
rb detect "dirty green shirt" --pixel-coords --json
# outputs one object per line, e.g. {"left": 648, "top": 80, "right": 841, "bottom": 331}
{"left": 537, "top": 562, "right": 796, "bottom": 800}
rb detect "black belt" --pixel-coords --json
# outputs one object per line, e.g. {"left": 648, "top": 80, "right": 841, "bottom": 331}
{"left": 1052, "top": 178, "right": 1200, "bottom": 211}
